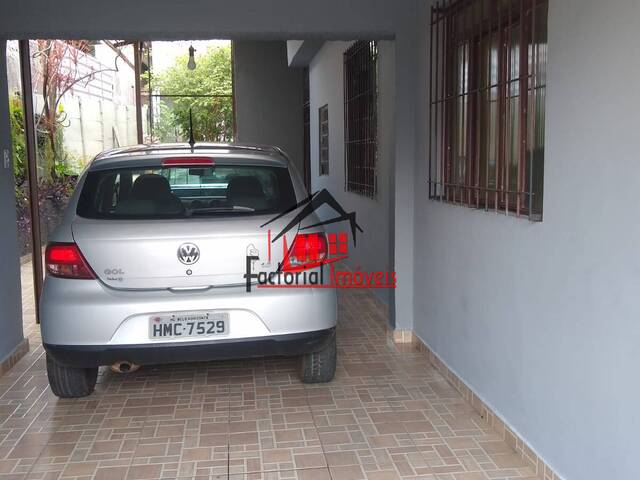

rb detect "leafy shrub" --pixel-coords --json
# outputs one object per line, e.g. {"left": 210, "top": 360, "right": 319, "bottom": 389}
{"left": 15, "top": 175, "right": 78, "bottom": 256}
{"left": 9, "top": 93, "right": 79, "bottom": 255}
{"left": 153, "top": 45, "right": 233, "bottom": 143}
{"left": 9, "top": 96, "right": 26, "bottom": 185}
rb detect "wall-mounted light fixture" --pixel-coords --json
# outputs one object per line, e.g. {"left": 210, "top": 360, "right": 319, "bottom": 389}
{"left": 187, "top": 45, "right": 196, "bottom": 70}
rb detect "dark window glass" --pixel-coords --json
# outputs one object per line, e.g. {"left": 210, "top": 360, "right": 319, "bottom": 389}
{"left": 319, "top": 104, "right": 329, "bottom": 176}
{"left": 77, "top": 164, "right": 296, "bottom": 219}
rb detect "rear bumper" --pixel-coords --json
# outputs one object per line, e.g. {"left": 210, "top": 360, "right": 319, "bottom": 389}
{"left": 40, "top": 277, "right": 337, "bottom": 345}
{"left": 44, "top": 327, "right": 335, "bottom": 368}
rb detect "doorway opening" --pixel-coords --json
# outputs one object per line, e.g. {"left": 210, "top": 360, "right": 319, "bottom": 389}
{"left": 139, "top": 40, "right": 235, "bottom": 143}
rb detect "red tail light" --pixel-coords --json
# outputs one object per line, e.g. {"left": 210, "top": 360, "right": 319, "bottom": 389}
{"left": 162, "top": 157, "right": 214, "bottom": 166}
{"left": 289, "top": 233, "right": 328, "bottom": 267}
{"left": 45, "top": 243, "right": 96, "bottom": 279}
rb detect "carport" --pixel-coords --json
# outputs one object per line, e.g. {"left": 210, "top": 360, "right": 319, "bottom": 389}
{"left": 1, "top": 1, "right": 639, "bottom": 480}
{"left": 0, "top": 3, "right": 449, "bottom": 478}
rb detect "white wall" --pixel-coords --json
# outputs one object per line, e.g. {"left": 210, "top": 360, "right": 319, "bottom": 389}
{"left": 5, "top": 40, "right": 139, "bottom": 172}
{"left": 54, "top": 97, "right": 138, "bottom": 169}
{"left": 413, "top": 1, "right": 640, "bottom": 479}
{"left": 308, "top": 41, "right": 395, "bottom": 306}
{"left": 233, "top": 41, "right": 304, "bottom": 173}
{"left": 29, "top": 95, "right": 139, "bottom": 172}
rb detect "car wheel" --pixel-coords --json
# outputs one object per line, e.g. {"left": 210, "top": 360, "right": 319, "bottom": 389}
{"left": 300, "top": 333, "right": 336, "bottom": 383}
{"left": 46, "top": 354, "right": 98, "bottom": 398}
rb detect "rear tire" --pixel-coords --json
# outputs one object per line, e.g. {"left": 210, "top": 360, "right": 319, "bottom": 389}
{"left": 300, "top": 333, "right": 336, "bottom": 383}
{"left": 46, "top": 354, "right": 98, "bottom": 398}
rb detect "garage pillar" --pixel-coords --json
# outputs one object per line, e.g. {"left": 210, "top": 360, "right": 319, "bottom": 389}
{"left": 0, "top": 40, "right": 28, "bottom": 374}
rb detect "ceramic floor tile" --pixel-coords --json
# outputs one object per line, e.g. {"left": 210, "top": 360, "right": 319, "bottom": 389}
{"left": 0, "top": 266, "right": 537, "bottom": 479}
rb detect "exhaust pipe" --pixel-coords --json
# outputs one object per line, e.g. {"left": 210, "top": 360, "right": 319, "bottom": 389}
{"left": 110, "top": 361, "right": 140, "bottom": 374}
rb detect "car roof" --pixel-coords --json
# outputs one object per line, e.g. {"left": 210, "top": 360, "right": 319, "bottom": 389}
{"left": 89, "top": 143, "right": 292, "bottom": 171}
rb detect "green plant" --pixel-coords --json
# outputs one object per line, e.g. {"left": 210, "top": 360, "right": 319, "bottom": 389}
{"left": 154, "top": 100, "right": 181, "bottom": 143}
{"left": 9, "top": 95, "right": 26, "bottom": 184}
{"left": 33, "top": 40, "right": 92, "bottom": 180}
{"left": 10, "top": 92, "right": 78, "bottom": 181}
{"left": 53, "top": 160, "right": 75, "bottom": 177}
{"left": 153, "top": 45, "right": 234, "bottom": 142}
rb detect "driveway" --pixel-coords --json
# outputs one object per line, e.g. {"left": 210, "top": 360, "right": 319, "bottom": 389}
{"left": 0, "top": 265, "right": 536, "bottom": 479}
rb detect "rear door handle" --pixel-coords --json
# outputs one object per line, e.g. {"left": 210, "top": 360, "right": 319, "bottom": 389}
{"left": 168, "top": 286, "right": 212, "bottom": 293}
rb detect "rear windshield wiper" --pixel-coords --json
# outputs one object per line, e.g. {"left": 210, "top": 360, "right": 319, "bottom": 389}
{"left": 189, "top": 206, "right": 256, "bottom": 215}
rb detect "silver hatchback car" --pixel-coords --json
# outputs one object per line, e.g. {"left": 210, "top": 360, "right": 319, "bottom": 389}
{"left": 41, "top": 143, "right": 337, "bottom": 397}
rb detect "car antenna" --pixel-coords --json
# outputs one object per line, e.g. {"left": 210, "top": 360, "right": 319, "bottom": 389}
{"left": 188, "top": 108, "right": 195, "bottom": 149}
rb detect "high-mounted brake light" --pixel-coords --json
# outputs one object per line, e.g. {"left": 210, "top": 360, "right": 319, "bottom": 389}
{"left": 289, "top": 233, "right": 328, "bottom": 267}
{"left": 45, "top": 243, "right": 96, "bottom": 279}
{"left": 162, "top": 157, "right": 214, "bottom": 166}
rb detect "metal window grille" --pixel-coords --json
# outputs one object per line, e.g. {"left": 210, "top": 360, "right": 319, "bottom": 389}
{"left": 428, "top": 0, "right": 548, "bottom": 220}
{"left": 319, "top": 104, "right": 329, "bottom": 176}
{"left": 344, "top": 41, "right": 378, "bottom": 198}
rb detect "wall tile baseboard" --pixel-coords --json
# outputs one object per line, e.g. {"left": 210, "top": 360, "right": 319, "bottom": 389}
{"left": 0, "top": 338, "right": 29, "bottom": 377}
{"left": 391, "top": 329, "right": 563, "bottom": 480}
{"left": 390, "top": 329, "right": 414, "bottom": 344}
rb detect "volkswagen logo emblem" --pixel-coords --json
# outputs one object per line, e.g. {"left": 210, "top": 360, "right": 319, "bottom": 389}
{"left": 177, "top": 243, "right": 200, "bottom": 265}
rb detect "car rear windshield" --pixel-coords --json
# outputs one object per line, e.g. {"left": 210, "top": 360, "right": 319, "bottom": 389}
{"left": 76, "top": 164, "right": 297, "bottom": 219}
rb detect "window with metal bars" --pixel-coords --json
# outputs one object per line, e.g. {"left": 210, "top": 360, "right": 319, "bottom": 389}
{"left": 428, "top": 0, "right": 548, "bottom": 220}
{"left": 344, "top": 41, "right": 378, "bottom": 198}
{"left": 319, "top": 104, "right": 330, "bottom": 175}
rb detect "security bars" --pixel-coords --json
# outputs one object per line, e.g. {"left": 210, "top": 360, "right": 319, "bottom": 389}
{"left": 319, "top": 104, "right": 329, "bottom": 175}
{"left": 428, "top": 0, "right": 548, "bottom": 220}
{"left": 344, "top": 41, "right": 377, "bottom": 198}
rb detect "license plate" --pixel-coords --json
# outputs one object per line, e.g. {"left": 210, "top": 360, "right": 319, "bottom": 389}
{"left": 148, "top": 311, "right": 229, "bottom": 339}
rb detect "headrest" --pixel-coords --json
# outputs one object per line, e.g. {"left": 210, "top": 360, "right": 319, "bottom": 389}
{"left": 132, "top": 174, "right": 172, "bottom": 200}
{"left": 227, "top": 176, "right": 265, "bottom": 199}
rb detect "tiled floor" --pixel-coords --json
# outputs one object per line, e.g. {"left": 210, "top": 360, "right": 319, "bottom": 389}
{"left": 0, "top": 264, "right": 537, "bottom": 479}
